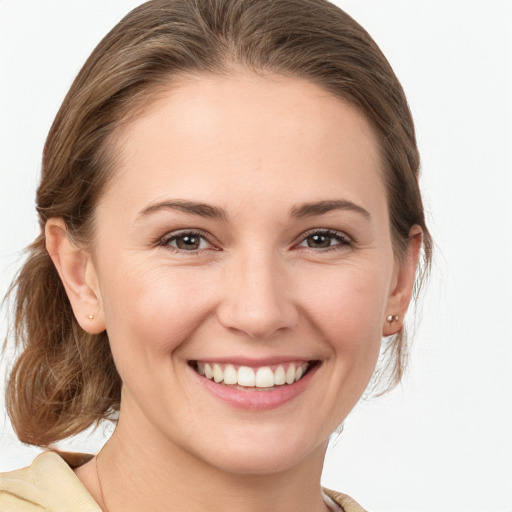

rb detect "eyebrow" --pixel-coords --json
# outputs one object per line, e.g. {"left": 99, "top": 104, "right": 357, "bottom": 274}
{"left": 137, "top": 198, "right": 370, "bottom": 222}
{"left": 138, "top": 200, "right": 229, "bottom": 221}
{"left": 290, "top": 199, "right": 371, "bottom": 220}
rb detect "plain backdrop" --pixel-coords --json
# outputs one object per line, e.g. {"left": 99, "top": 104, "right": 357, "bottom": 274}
{"left": 1, "top": 1, "right": 511, "bottom": 511}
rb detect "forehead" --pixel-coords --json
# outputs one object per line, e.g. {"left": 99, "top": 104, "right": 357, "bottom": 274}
{"left": 105, "top": 72, "right": 386, "bottom": 218}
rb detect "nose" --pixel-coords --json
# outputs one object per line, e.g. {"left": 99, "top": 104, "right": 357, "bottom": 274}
{"left": 216, "top": 250, "right": 299, "bottom": 339}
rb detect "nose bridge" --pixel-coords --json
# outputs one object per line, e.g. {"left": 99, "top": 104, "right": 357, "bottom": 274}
{"left": 217, "top": 245, "right": 298, "bottom": 338}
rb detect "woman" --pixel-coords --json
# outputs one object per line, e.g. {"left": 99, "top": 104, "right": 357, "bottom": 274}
{"left": 0, "top": 0, "right": 432, "bottom": 510}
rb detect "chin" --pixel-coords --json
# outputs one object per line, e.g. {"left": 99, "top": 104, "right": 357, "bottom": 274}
{"left": 180, "top": 422, "right": 328, "bottom": 476}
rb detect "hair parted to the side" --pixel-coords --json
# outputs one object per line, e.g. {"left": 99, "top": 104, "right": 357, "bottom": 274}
{"left": 4, "top": 0, "right": 432, "bottom": 446}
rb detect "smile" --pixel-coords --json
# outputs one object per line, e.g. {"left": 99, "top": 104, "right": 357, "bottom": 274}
{"left": 192, "top": 361, "right": 313, "bottom": 389}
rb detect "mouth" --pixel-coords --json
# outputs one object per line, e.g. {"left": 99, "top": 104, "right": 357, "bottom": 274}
{"left": 190, "top": 360, "right": 317, "bottom": 390}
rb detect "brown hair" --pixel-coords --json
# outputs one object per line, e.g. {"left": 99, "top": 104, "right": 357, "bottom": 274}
{"left": 4, "top": 0, "right": 432, "bottom": 446}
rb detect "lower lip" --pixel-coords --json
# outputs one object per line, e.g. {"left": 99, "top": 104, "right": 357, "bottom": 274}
{"left": 192, "top": 364, "right": 319, "bottom": 411}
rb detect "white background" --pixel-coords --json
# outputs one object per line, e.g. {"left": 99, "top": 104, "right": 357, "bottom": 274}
{"left": 1, "top": 1, "right": 511, "bottom": 511}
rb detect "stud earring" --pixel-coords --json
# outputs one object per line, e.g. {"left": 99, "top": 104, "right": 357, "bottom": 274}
{"left": 386, "top": 314, "right": 399, "bottom": 323}
{"left": 88, "top": 314, "right": 95, "bottom": 320}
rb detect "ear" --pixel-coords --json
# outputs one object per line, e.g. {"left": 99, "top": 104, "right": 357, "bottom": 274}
{"left": 382, "top": 225, "right": 423, "bottom": 337}
{"left": 45, "top": 218, "right": 106, "bottom": 334}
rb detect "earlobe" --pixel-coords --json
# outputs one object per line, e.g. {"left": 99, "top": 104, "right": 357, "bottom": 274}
{"left": 45, "top": 218, "right": 105, "bottom": 334}
{"left": 382, "top": 226, "right": 423, "bottom": 337}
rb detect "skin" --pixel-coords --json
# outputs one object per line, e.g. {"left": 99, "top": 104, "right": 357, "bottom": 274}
{"left": 46, "top": 72, "right": 421, "bottom": 512}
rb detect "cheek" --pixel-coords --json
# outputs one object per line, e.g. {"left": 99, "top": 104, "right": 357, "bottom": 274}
{"left": 99, "top": 261, "right": 216, "bottom": 359}
{"left": 299, "top": 263, "right": 390, "bottom": 352}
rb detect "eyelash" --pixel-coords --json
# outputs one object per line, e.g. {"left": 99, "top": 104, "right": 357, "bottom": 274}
{"left": 156, "top": 228, "right": 352, "bottom": 254}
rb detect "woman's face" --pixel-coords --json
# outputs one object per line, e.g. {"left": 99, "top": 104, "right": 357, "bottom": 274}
{"left": 84, "top": 72, "right": 413, "bottom": 474}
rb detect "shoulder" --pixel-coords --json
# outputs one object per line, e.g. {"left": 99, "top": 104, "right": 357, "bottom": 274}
{"left": 323, "top": 487, "right": 369, "bottom": 512}
{"left": 0, "top": 451, "right": 101, "bottom": 511}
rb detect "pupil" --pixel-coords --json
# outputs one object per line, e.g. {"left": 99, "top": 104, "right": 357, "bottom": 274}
{"left": 177, "top": 235, "right": 199, "bottom": 250}
{"left": 308, "top": 234, "right": 330, "bottom": 248}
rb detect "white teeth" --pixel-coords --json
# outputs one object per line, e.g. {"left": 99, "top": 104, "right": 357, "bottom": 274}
{"left": 213, "top": 364, "right": 223, "bottom": 383}
{"left": 274, "top": 365, "right": 286, "bottom": 385}
{"left": 285, "top": 363, "right": 296, "bottom": 385}
{"left": 256, "top": 367, "right": 275, "bottom": 388}
{"left": 237, "top": 366, "right": 255, "bottom": 387}
{"left": 223, "top": 364, "right": 237, "bottom": 385}
{"left": 196, "top": 361, "right": 311, "bottom": 388}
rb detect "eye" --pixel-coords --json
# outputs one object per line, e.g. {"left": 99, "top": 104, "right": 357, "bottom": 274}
{"left": 159, "top": 231, "right": 213, "bottom": 252}
{"left": 297, "top": 229, "right": 351, "bottom": 250}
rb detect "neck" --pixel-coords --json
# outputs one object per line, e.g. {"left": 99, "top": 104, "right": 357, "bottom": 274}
{"left": 91, "top": 411, "right": 329, "bottom": 512}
